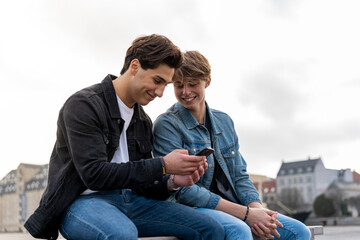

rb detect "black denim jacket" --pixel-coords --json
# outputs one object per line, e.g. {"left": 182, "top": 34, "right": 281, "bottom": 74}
{"left": 24, "top": 75, "right": 170, "bottom": 239}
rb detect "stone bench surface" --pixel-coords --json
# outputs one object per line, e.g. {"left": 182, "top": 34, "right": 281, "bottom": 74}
{"left": 138, "top": 225, "right": 324, "bottom": 240}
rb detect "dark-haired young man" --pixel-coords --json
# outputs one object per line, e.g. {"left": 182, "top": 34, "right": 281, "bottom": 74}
{"left": 24, "top": 35, "right": 224, "bottom": 240}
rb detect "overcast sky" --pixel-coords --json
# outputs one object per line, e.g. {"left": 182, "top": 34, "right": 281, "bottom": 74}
{"left": 1, "top": 0, "right": 359, "bottom": 179}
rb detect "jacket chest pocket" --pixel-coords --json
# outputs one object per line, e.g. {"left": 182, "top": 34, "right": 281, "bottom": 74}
{"left": 103, "top": 133, "right": 119, "bottom": 161}
{"left": 220, "top": 143, "right": 236, "bottom": 176}
{"left": 128, "top": 139, "right": 152, "bottom": 160}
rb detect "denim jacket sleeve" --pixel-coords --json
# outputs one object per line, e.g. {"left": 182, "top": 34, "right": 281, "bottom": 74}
{"left": 153, "top": 113, "right": 221, "bottom": 209}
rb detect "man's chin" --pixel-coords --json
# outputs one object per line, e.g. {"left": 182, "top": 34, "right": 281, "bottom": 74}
{"left": 139, "top": 99, "right": 152, "bottom": 106}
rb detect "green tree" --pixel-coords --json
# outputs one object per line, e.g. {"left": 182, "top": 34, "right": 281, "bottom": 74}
{"left": 313, "top": 194, "right": 335, "bottom": 217}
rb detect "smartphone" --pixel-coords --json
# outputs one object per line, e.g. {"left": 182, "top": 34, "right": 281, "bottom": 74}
{"left": 195, "top": 147, "right": 214, "bottom": 157}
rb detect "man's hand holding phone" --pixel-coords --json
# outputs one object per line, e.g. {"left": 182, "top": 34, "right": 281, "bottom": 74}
{"left": 164, "top": 148, "right": 214, "bottom": 189}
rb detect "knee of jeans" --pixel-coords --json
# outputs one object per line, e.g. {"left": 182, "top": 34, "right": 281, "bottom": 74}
{"left": 232, "top": 223, "right": 252, "bottom": 238}
{"left": 297, "top": 225, "right": 311, "bottom": 239}
{"left": 210, "top": 222, "right": 225, "bottom": 239}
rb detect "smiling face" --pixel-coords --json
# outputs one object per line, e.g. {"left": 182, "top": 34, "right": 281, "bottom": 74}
{"left": 127, "top": 61, "right": 174, "bottom": 107}
{"left": 173, "top": 77, "right": 210, "bottom": 116}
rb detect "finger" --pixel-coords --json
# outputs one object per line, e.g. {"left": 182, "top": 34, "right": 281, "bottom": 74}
{"left": 251, "top": 227, "right": 265, "bottom": 239}
{"left": 266, "top": 233, "right": 275, "bottom": 239}
{"left": 176, "top": 149, "right": 189, "bottom": 155}
{"left": 265, "top": 222, "right": 278, "bottom": 229}
{"left": 252, "top": 224, "right": 265, "bottom": 236}
{"left": 187, "top": 155, "right": 206, "bottom": 163}
{"left": 197, "top": 166, "right": 205, "bottom": 177}
{"left": 275, "top": 219, "right": 283, "bottom": 228}
{"left": 202, "top": 161, "right": 208, "bottom": 170}
{"left": 271, "top": 229, "right": 280, "bottom": 238}
{"left": 257, "top": 223, "right": 271, "bottom": 235}
{"left": 191, "top": 170, "right": 200, "bottom": 182}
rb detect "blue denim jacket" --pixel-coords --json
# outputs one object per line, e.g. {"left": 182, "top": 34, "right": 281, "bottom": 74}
{"left": 153, "top": 102, "right": 260, "bottom": 209}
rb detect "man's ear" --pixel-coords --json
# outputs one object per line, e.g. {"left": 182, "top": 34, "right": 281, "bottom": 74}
{"left": 129, "top": 59, "right": 141, "bottom": 75}
{"left": 205, "top": 77, "right": 211, "bottom": 88}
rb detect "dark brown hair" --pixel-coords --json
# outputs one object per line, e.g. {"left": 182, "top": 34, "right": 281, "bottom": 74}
{"left": 120, "top": 34, "right": 183, "bottom": 74}
{"left": 173, "top": 50, "right": 211, "bottom": 82}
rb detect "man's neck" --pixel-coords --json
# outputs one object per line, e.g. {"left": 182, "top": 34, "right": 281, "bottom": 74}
{"left": 112, "top": 74, "right": 134, "bottom": 108}
{"left": 190, "top": 103, "right": 206, "bottom": 124}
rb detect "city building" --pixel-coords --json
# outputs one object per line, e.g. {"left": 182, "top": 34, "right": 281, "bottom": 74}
{"left": 0, "top": 163, "right": 47, "bottom": 233}
{"left": 276, "top": 157, "right": 353, "bottom": 208}
{"left": 324, "top": 181, "right": 360, "bottom": 217}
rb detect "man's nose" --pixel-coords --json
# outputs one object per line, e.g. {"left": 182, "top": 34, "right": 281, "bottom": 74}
{"left": 182, "top": 85, "right": 190, "bottom": 95}
{"left": 155, "top": 85, "right": 166, "bottom": 98}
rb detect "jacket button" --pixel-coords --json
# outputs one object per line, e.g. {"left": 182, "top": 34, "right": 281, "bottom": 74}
{"left": 117, "top": 119, "right": 121, "bottom": 124}
{"left": 154, "top": 180, "right": 159, "bottom": 184}
{"left": 209, "top": 164, "right": 213, "bottom": 168}
{"left": 105, "top": 139, "right": 109, "bottom": 144}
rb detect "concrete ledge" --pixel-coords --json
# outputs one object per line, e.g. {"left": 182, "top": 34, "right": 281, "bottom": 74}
{"left": 309, "top": 225, "right": 324, "bottom": 240}
{"left": 138, "top": 226, "right": 324, "bottom": 240}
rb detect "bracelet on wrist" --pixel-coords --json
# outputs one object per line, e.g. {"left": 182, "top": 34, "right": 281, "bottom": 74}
{"left": 160, "top": 157, "right": 166, "bottom": 175}
{"left": 243, "top": 205, "right": 250, "bottom": 222}
{"left": 168, "top": 175, "right": 180, "bottom": 191}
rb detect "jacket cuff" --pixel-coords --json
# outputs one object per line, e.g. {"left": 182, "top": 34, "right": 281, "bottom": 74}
{"left": 241, "top": 194, "right": 261, "bottom": 206}
{"left": 205, "top": 192, "right": 221, "bottom": 209}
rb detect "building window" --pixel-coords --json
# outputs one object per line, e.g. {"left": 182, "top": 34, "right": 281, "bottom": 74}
{"left": 297, "top": 168, "right": 303, "bottom": 173}
{"left": 289, "top": 169, "right": 294, "bottom": 174}
{"left": 299, "top": 177, "right": 303, "bottom": 183}
{"left": 306, "top": 166, "right": 312, "bottom": 172}
{"left": 307, "top": 176, "right": 312, "bottom": 183}
{"left": 288, "top": 179, "right": 292, "bottom": 184}
{"left": 294, "top": 178, "right": 297, "bottom": 184}
{"left": 280, "top": 170, "right": 285, "bottom": 175}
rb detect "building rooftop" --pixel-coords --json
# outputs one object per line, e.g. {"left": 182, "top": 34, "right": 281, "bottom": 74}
{"left": 277, "top": 157, "right": 322, "bottom": 177}
{"left": 25, "top": 164, "right": 48, "bottom": 191}
{"left": 0, "top": 170, "right": 16, "bottom": 195}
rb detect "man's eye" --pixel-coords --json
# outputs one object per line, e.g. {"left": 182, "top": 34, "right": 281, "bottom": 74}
{"left": 174, "top": 83, "right": 183, "bottom": 88}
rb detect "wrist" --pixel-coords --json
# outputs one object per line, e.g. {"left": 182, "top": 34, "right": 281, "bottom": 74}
{"left": 243, "top": 205, "right": 250, "bottom": 222}
{"left": 160, "top": 157, "right": 166, "bottom": 175}
{"left": 167, "top": 175, "right": 180, "bottom": 192}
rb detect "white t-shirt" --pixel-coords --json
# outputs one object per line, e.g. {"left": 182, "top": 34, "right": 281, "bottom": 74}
{"left": 82, "top": 95, "right": 134, "bottom": 195}
{"left": 111, "top": 95, "right": 134, "bottom": 164}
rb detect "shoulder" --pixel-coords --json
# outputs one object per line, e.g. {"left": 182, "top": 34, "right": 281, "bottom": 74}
{"left": 65, "top": 83, "right": 102, "bottom": 105}
{"left": 154, "top": 103, "right": 180, "bottom": 127}
{"left": 209, "top": 107, "right": 234, "bottom": 123}
{"left": 61, "top": 83, "right": 105, "bottom": 119}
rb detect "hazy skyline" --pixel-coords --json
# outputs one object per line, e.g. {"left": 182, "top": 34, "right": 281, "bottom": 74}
{"left": 1, "top": 0, "right": 359, "bottom": 179}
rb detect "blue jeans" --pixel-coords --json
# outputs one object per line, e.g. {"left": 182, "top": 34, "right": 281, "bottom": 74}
{"left": 59, "top": 190, "right": 224, "bottom": 240}
{"left": 196, "top": 208, "right": 311, "bottom": 240}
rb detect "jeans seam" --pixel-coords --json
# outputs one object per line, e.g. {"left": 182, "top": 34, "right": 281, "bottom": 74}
{"left": 64, "top": 210, "right": 108, "bottom": 240}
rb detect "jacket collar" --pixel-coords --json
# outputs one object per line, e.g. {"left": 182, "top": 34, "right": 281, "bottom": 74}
{"left": 100, "top": 74, "right": 147, "bottom": 122}
{"left": 174, "top": 102, "right": 223, "bottom": 135}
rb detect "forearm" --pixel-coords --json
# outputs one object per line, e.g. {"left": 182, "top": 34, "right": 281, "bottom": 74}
{"left": 248, "top": 201, "right": 263, "bottom": 208}
{"left": 216, "top": 198, "right": 248, "bottom": 220}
